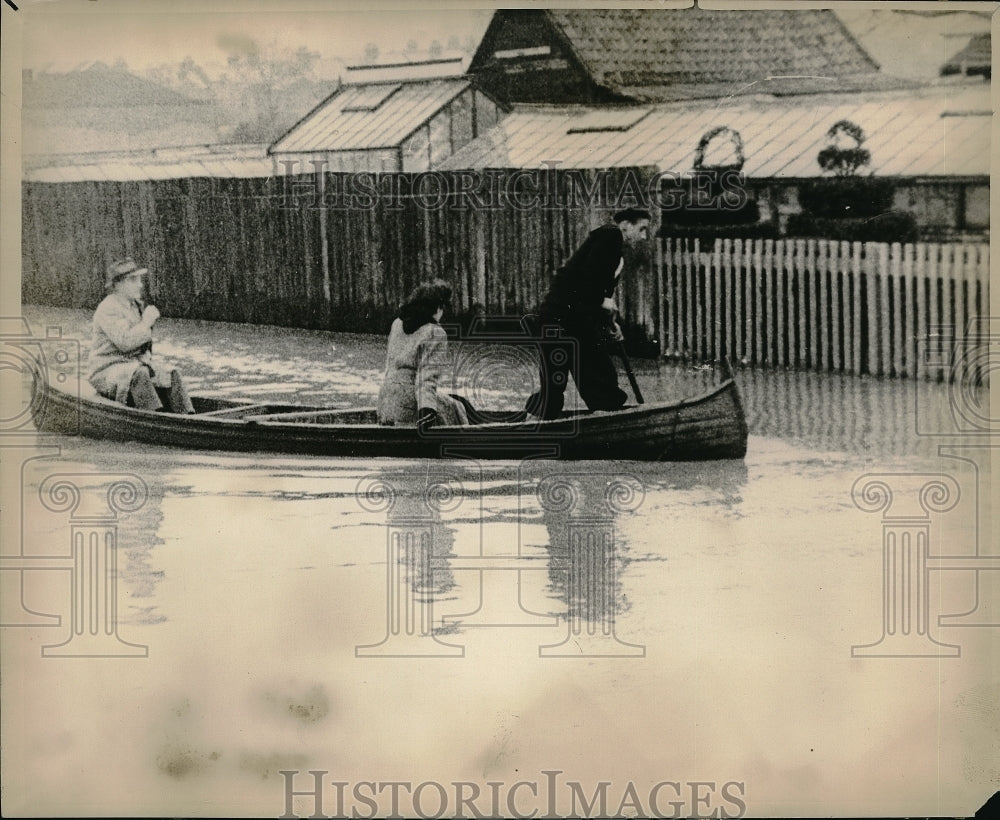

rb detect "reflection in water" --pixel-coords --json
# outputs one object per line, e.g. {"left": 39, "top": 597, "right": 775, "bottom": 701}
{"left": 11, "top": 455, "right": 166, "bottom": 655}
{"left": 639, "top": 361, "right": 976, "bottom": 459}
{"left": 534, "top": 471, "right": 646, "bottom": 656}
{"left": 354, "top": 467, "right": 465, "bottom": 657}
{"left": 352, "top": 458, "right": 749, "bottom": 658}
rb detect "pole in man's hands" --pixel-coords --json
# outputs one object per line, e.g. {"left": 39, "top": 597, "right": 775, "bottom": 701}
{"left": 615, "top": 340, "right": 644, "bottom": 405}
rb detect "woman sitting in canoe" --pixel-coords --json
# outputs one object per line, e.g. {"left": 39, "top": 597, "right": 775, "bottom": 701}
{"left": 377, "top": 281, "right": 469, "bottom": 428}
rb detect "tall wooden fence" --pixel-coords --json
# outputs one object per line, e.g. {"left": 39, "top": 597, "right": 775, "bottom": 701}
{"left": 21, "top": 169, "right": 656, "bottom": 335}
{"left": 660, "top": 238, "right": 990, "bottom": 382}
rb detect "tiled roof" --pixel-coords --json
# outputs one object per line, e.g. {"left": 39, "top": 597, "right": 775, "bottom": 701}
{"left": 610, "top": 74, "right": 913, "bottom": 104}
{"left": 269, "top": 78, "right": 471, "bottom": 153}
{"left": 941, "top": 33, "right": 992, "bottom": 75}
{"left": 439, "top": 87, "right": 989, "bottom": 178}
{"left": 546, "top": 8, "right": 880, "bottom": 95}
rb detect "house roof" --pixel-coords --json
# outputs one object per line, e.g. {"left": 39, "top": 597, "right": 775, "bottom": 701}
{"left": 269, "top": 78, "right": 472, "bottom": 154}
{"left": 439, "top": 87, "right": 990, "bottom": 178}
{"left": 941, "top": 33, "right": 992, "bottom": 76}
{"left": 546, "top": 8, "right": 880, "bottom": 89}
{"left": 23, "top": 144, "right": 276, "bottom": 182}
{"left": 23, "top": 62, "right": 200, "bottom": 109}
{"left": 471, "top": 8, "right": 892, "bottom": 101}
{"left": 343, "top": 55, "right": 470, "bottom": 84}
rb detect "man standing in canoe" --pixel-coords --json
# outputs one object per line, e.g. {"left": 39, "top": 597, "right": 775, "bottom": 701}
{"left": 525, "top": 207, "right": 651, "bottom": 420}
{"left": 87, "top": 257, "right": 195, "bottom": 413}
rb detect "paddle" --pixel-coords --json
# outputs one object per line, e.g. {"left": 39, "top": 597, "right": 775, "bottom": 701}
{"left": 615, "top": 340, "right": 645, "bottom": 405}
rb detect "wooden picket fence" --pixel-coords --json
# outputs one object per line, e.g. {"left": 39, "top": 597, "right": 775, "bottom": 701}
{"left": 659, "top": 238, "right": 990, "bottom": 382}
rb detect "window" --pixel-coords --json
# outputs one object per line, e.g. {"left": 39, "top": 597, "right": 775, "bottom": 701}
{"left": 341, "top": 84, "right": 402, "bottom": 113}
{"left": 494, "top": 45, "right": 551, "bottom": 60}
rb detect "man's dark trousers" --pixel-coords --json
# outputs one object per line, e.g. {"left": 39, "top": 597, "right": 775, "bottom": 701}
{"left": 526, "top": 313, "right": 628, "bottom": 420}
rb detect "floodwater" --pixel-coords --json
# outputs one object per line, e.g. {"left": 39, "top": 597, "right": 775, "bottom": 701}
{"left": 3, "top": 305, "right": 996, "bottom": 818}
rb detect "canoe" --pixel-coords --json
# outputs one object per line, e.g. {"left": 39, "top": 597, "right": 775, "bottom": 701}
{"left": 30, "top": 369, "right": 748, "bottom": 461}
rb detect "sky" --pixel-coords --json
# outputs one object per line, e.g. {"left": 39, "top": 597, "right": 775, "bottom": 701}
{"left": 17, "top": 0, "right": 495, "bottom": 76}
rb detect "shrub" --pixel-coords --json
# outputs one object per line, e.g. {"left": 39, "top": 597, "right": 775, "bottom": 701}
{"left": 797, "top": 177, "right": 897, "bottom": 218}
{"left": 663, "top": 199, "right": 761, "bottom": 228}
{"left": 786, "top": 211, "right": 918, "bottom": 243}
{"left": 660, "top": 221, "right": 779, "bottom": 241}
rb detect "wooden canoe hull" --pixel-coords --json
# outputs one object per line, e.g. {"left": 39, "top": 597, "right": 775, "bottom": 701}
{"left": 31, "top": 377, "right": 748, "bottom": 461}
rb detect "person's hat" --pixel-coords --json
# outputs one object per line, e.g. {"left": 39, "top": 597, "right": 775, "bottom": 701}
{"left": 105, "top": 257, "right": 147, "bottom": 288}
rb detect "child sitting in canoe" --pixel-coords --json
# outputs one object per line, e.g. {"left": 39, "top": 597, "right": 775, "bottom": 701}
{"left": 87, "top": 258, "right": 195, "bottom": 414}
{"left": 377, "top": 281, "right": 469, "bottom": 428}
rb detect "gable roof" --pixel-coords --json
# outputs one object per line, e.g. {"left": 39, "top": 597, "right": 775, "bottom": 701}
{"left": 471, "top": 8, "right": 891, "bottom": 102}
{"left": 546, "top": 8, "right": 880, "bottom": 89}
{"left": 941, "top": 33, "right": 992, "bottom": 77}
{"left": 439, "top": 87, "right": 989, "bottom": 178}
{"left": 269, "top": 78, "right": 472, "bottom": 154}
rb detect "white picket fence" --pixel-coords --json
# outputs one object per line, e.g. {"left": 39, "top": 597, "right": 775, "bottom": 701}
{"left": 658, "top": 238, "right": 990, "bottom": 382}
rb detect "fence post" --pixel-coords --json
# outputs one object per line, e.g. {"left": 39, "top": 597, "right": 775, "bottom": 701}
{"left": 877, "top": 243, "right": 890, "bottom": 376}
{"left": 889, "top": 242, "right": 902, "bottom": 377}
{"left": 978, "top": 244, "right": 991, "bottom": 386}
{"left": 839, "top": 241, "right": 851, "bottom": 374}
{"left": 684, "top": 238, "right": 695, "bottom": 359}
{"left": 784, "top": 239, "right": 795, "bottom": 369}
{"left": 796, "top": 239, "right": 807, "bottom": 368}
{"left": 694, "top": 238, "right": 704, "bottom": 361}
{"left": 807, "top": 238, "right": 818, "bottom": 370}
{"left": 656, "top": 239, "right": 665, "bottom": 356}
{"left": 713, "top": 238, "right": 723, "bottom": 362}
{"left": 774, "top": 239, "right": 786, "bottom": 367}
{"left": 902, "top": 242, "right": 915, "bottom": 378}
{"left": 737, "top": 238, "right": 748, "bottom": 364}
{"left": 665, "top": 237, "right": 677, "bottom": 356}
{"left": 723, "top": 237, "right": 734, "bottom": 363}
{"left": 763, "top": 238, "right": 774, "bottom": 367}
{"left": 753, "top": 239, "right": 764, "bottom": 366}
{"left": 865, "top": 243, "right": 879, "bottom": 376}
{"left": 954, "top": 243, "right": 968, "bottom": 366}
{"left": 826, "top": 239, "right": 836, "bottom": 371}
{"left": 851, "top": 242, "right": 862, "bottom": 375}
{"left": 928, "top": 243, "right": 941, "bottom": 381}
{"left": 940, "top": 244, "right": 955, "bottom": 382}
{"left": 914, "top": 242, "right": 927, "bottom": 380}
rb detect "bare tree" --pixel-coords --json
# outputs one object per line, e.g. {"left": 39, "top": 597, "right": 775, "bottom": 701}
{"left": 222, "top": 41, "right": 322, "bottom": 142}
